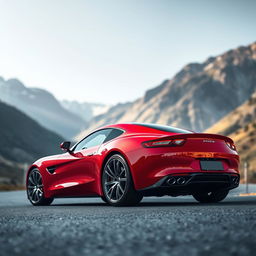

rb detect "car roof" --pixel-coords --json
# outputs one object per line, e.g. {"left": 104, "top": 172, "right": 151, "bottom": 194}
{"left": 97, "top": 123, "right": 192, "bottom": 135}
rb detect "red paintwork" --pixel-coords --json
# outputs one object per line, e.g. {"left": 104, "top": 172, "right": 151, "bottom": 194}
{"left": 27, "top": 123, "right": 239, "bottom": 198}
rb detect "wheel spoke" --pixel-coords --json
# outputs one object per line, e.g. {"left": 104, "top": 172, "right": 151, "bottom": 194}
{"left": 107, "top": 183, "right": 115, "bottom": 195}
{"left": 29, "top": 176, "right": 35, "bottom": 185}
{"left": 115, "top": 184, "right": 120, "bottom": 199}
{"left": 31, "top": 189, "right": 36, "bottom": 200}
{"left": 32, "top": 172, "right": 37, "bottom": 185}
{"left": 118, "top": 184, "right": 124, "bottom": 194}
{"left": 116, "top": 160, "right": 121, "bottom": 175}
{"left": 36, "top": 190, "right": 40, "bottom": 201}
{"left": 105, "top": 168, "right": 114, "bottom": 179}
{"left": 37, "top": 174, "right": 42, "bottom": 184}
{"left": 108, "top": 184, "right": 117, "bottom": 199}
{"left": 35, "top": 172, "right": 38, "bottom": 182}
{"left": 37, "top": 188, "right": 43, "bottom": 194}
{"left": 105, "top": 181, "right": 116, "bottom": 186}
{"left": 112, "top": 159, "right": 117, "bottom": 176}
{"left": 107, "top": 165, "right": 116, "bottom": 178}
{"left": 119, "top": 167, "right": 125, "bottom": 176}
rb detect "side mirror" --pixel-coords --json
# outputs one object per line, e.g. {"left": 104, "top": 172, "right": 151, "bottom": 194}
{"left": 60, "top": 141, "right": 71, "bottom": 153}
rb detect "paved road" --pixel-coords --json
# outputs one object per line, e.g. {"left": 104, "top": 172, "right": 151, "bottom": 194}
{"left": 0, "top": 186, "right": 256, "bottom": 256}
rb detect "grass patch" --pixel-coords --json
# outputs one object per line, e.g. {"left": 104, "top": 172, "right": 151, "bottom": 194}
{"left": 0, "top": 184, "right": 25, "bottom": 191}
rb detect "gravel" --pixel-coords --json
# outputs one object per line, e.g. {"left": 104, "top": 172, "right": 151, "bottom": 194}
{"left": 0, "top": 191, "right": 256, "bottom": 256}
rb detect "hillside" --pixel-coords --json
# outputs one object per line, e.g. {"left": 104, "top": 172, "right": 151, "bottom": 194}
{"left": 0, "top": 78, "right": 86, "bottom": 139}
{"left": 0, "top": 101, "right": 64, "bottom": 185}
{"left": 206, "top": 92, "right": 256, "bottom": 182}
{"left": 78, "top": 42, "right": 256, "bottom": 139}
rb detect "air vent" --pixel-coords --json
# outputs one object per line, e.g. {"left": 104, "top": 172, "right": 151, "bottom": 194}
{"left": 46, "top": 166, "right": 56, "bottom": 174}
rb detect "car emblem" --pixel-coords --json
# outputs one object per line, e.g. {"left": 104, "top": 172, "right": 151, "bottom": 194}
{"left": 203, "top": 140, "right": 215, "bottom": 143}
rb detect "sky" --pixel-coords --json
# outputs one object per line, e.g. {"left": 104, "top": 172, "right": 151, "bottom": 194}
{"left": 0, "top": 0, "right": 255, "bottom": 104}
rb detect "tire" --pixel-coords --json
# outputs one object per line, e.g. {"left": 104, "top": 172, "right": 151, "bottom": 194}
{"left": 102, "top": 154, "right": 143, "bottom": 206}
{"left": 27, "top": 168, "right": 54, "bottom": 206}
{"left": 192, "top": 189, "right": 229, "bottom": 203}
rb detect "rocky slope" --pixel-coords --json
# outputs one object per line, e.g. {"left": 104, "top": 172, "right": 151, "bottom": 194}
{"left": 78, "top": 42, "right": 256, "bottom": 139}
{"left": 0, "top": 78, "right": 86, "bottom": 139}
{"left": 206, "top": 92, "right": 256, "bottom": 182}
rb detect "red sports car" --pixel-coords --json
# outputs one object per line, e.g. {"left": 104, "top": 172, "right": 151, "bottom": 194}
{"left": 26, "top": 123, "right": 240, "bottom": 206}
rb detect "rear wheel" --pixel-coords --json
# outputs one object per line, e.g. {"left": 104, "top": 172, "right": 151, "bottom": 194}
{"left": 192, "top": 190, "right": 229, "bottom": 203}
{"left": 27, "top": 168, "right": 53, "bottom": 206}
{"left": 102, "top": 154, "right": 143, "bottom": 206}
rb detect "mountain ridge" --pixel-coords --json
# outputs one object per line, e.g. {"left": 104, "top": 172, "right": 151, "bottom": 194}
{"left": 77, "top": 41, "right": 256, "bottom": 140}
{"left": 0, "top": 78, "right": 86, "bottom": 139}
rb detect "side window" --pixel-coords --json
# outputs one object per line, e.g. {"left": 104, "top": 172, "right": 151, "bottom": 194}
{"left": 104, "top": 129, "right": 124, "bottom": 143}
{"left": 74, "top": 129, "right": 111, "bottom": 152}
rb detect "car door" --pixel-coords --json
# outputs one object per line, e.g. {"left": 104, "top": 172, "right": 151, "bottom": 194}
{"left": 52, "top": 129, "right": 112, "bottom": 197}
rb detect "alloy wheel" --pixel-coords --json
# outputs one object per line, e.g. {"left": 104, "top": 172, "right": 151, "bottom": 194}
{"left": 27, "top": 170, "right": 44, "bottom": 204}
{"left": 103, "top": 157, "right": 128, "bottom": 202}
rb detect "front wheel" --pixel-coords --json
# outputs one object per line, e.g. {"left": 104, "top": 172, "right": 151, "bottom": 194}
{"left": 102, "top": 154, "right": 143, "bottom": 206}
{"left": 27, "top": 168, "right": 54, "bottom": 206}
{"left": 192, "top": 190, "right": 229, "bottom": 203}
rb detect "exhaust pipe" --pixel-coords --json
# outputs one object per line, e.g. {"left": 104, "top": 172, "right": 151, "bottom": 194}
{"left": 176, "top": 177, "right": 186, "bottom": 185}
{"left": 232, "top": 176, "right": 239, "bottom": 185}
{"left": 167, "top": 177, "right": 176, "bottom": 185}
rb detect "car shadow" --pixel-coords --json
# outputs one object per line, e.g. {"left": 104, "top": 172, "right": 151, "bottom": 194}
{"left": 51, "top": 197, "right": 256, "bottom": 207}
{"left": 139, "top": 199, "right": 256, "bottom": 207}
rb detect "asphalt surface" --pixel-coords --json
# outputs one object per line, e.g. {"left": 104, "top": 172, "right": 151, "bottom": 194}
{"left": 0, "top": 185, "right": 256, "bottom": 256}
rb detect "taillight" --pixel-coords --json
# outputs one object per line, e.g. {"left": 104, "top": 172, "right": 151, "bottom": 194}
{"left": 142, "top": 139, "right": 186, "bottom": 148}
{"left": 226, "top": 141, "right": 236, "bottom": 151}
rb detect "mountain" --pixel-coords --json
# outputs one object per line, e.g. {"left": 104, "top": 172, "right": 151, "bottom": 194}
{"left": 0, "top": 100, "right": 64, "bottom": 185}
{"left": 61, "top": 100, "right": 110, "bottom": 122}
{"left": 0, "top": 78, "right": 86, "bottom": 139}
{"left": 78, "top": 42, "right": 256, "bottom": 139}
{"left": 206, "top": 92, "right": 256, "bottom": 182}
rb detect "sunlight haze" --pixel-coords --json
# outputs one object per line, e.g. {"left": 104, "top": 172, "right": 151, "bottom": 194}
{"left": 0, "top": 0, "right": 255, "bottom": 104}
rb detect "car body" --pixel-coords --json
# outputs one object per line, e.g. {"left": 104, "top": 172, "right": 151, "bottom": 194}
{"left": 26, "top": 123, "right": 240, "bottom": 206}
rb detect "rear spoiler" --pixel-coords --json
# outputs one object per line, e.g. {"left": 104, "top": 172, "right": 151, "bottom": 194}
{"left": 159, "top": 133, "right": 234, "bottom": 144}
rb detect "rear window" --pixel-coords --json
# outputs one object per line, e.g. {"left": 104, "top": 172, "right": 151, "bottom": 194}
{"left": 134, "top": 123, "right": 192, "bottom": 134}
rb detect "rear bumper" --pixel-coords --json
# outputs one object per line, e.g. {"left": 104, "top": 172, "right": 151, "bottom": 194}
{"left": 129, "top": 147, "right": 240, "bottom": 190}
{"left": 138, "top": 172, "right": 240, "bottom": 197}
